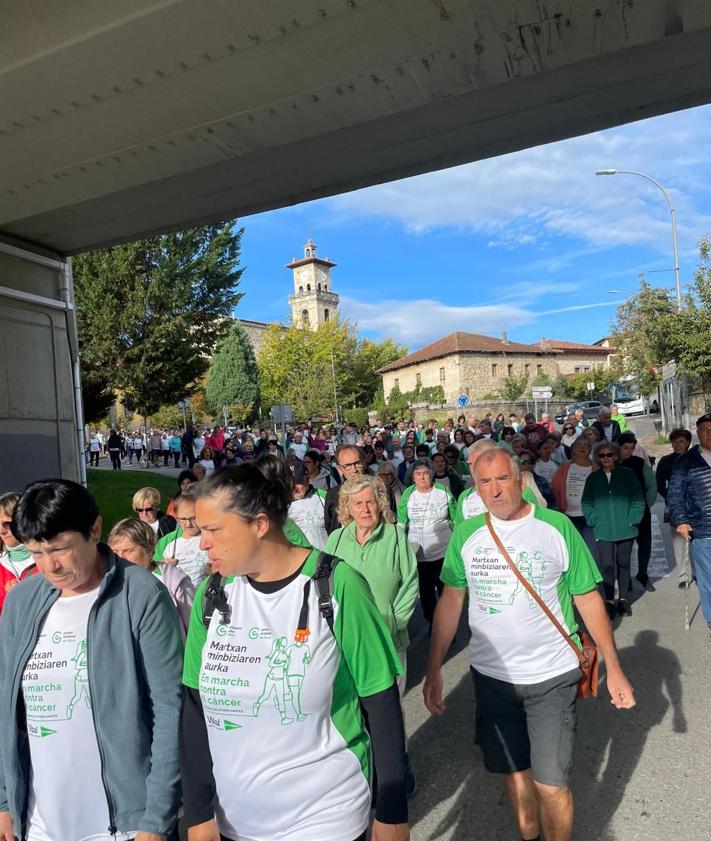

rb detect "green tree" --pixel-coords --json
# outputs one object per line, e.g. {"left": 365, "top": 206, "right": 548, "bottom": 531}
{"left": 612, "top": 241, "right": 711, "bottom": 402}
{"left": 74, "top": 221, "right": 244, "bottom": 419}
{"left": 345, "top": 338, "right": 407, "bottom": 408}
{"left": 500, "top": 374, "right": 529, "bottom": 403}
{"left": 206, "top": 321, "right": 260, "bottom": 421}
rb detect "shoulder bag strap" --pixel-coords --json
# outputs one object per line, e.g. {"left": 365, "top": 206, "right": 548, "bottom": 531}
{"left": 484, "top": 514, "right": 585, "bottom": 667}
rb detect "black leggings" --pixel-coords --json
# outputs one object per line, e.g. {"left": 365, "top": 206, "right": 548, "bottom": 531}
{"left": 598, "top": 539, "right": 634, "bottom": 601}
{"left": 109, "top": 450, "right": 122, "bottom": 470}
{"left": 89, "top": 451, "right": 100, "bottom": 466}
{"left": 418, "top": 558, "right": 445, "bottom": 626}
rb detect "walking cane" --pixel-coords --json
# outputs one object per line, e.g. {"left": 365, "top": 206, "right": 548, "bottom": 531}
{"left": 682, "top": 539, "right": 691, "bottom": 631}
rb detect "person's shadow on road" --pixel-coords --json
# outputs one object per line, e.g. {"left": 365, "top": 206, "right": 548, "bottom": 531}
{"left": 407, "top": 630, "right": 685, "bottom": 841}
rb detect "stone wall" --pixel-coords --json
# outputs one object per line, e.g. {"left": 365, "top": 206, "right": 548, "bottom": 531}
{"left": 382, "top": 354, "right": 463, "bottom": 402}
{"left": 555, "top": 354, "right": 610, "bottom": 375}
{"left": 458, "top": 352, "right": 558, "bottom": 397}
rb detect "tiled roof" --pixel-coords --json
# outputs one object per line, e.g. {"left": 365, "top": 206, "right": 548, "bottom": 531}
{"left": 543, "top": 339, "right": 609, "bottom": 353}
{"left": 378, "top": 332, "right": 555, "bottom": 373}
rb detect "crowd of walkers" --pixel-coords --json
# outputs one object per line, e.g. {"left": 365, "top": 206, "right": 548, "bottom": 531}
{"left": 1, "top": 408, "right": 709, "bottom": 841}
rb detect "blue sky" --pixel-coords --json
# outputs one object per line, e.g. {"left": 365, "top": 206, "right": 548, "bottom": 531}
{"left": 236, "top": 104, "right": 711, "bottom": 353}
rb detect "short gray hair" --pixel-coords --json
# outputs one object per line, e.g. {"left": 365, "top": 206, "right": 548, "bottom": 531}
{"left": 472, "top": 448, "right": 521, "bottom": 481}
{"left": 593, "top": 440, "right": 621, "bottom": 464}
{"left": 410, "top": 458, "right": 435, "bottom": 480}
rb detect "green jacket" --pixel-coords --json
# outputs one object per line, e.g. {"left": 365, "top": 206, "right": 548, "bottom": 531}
{"left": 581, "top": 465, "right": 645, "bottom": 541}
{"left": 325, "top": 522, "right": 418, "bottom": 651}
{"left": 611, "top": 413, "right": 628, "bottom": 432}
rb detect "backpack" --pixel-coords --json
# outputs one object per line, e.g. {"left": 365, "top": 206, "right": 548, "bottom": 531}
{"left": 202, "top": 552, "right": 342, "bottom": 644}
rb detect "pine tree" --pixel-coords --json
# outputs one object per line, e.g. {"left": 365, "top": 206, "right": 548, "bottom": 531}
{"left": 206, "top": 321, "right": 260, "bottom": 421}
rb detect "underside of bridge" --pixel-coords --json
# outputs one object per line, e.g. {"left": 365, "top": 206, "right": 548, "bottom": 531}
{"left": 2, "top": 0, "right": 711, "bottom": 489}
{"left": 2, "top": 0, "right": 711, "bottom": 256}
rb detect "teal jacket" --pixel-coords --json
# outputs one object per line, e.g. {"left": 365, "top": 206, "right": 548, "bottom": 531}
{"left": 0, "top": 548, "right": 183, "bottom": 837}
{"left": 325, "top": 522, "right": 418, "bottom": 651}
{"left": 581, "top": 465, "right": 645, "bottom": 541}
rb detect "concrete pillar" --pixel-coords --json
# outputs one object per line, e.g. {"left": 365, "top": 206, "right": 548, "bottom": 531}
{"left": 0, "top": 238, "right": 84, "bottom": 492}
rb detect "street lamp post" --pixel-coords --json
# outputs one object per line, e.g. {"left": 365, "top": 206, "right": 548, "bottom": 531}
{"left": 595, "top": 169, "right": 682, "bottom": 310}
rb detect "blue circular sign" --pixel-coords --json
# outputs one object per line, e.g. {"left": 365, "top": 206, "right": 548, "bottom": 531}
{"left": 457, "top": 395, "right": 469, "bottom": 407}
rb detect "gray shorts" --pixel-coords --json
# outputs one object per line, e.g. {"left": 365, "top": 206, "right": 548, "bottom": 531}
{"left": 471, "top": 666, "right": 580, "bottom": 788}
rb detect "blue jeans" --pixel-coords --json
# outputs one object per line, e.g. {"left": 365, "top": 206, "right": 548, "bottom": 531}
{"left": 692, "top": 538, "right": 711, "bottom": 629}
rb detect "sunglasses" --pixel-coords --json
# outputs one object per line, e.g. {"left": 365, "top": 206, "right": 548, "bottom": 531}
{"left": 135, "top": 506, "right": 155, "bottom": 514}
{"left": 598, "top": 453, "right": 615, "bottom": 459}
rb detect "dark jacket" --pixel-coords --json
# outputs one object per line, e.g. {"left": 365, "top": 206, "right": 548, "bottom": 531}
{"left": 582, "top": 465, "right": 645, "bottom": 541}
{"left": 433, "top": 469, "right": 464, "bottom": 499}
{"left": 656, "top": 451, "right": 682, "bottom": 501}
{"left": 668, "top": 446, "right": 711, "bottom": 538}
{"left": 591, "top": 419, "right": 622, "bottom": 443}
{"left": 0, "top": 548, "right": 183, "bottom": 836}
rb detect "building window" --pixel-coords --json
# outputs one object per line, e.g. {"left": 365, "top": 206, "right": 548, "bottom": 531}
{"left": 317, "top": 283, "right": 321, "bottom": 290}
{"left": 298, "top": 286, "right": 303, "bottom": 293}
{"left": 324, "top": 308, "right": 329, "bottom": 321}
{"left": 491, "top": 363, "right": 498, "bottom": 377}
{"left": 416, "top": 373, "right": 422, "bottom": 386}
{"left": 302, "top": 309, "right": 309, "bottom": 325}
{"left": 307, "top": 284, "right": 311, "bottom": 292}
{"left": 394, "top": 378, "right": 399, "bottom": 389}
{"left": 439, "top": 367, "right": 445, "bottom": 381}
{"left": 537, "top": 364, "right": 543, "bottom": 375}
{"left": 524, "top": 363, "right": 530, "bottom": 376}
{"left": 507, "top": 363, "right": 513, "bottom": 377}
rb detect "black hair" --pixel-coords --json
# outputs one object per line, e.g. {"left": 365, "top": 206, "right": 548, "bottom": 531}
{"left": 415, "top": 444, "right": 431, "bottom": 458}
{"left": 177, "top": 470, "right": 197, "bottom": 489}
{"left": 669, "top": 428, "right": 692, "bottom": 443}
{"left": 303, "top": 448, "right": 323, "bottom": 464}
{"left": 618, "top": 431, "right": 638, "bottom": 446}
{"left": 12, "top": 479, "right": 100, "bottom": 544}
{"left": 444, "top": 445, "right": 460, "bottom": 459}
{"left": 254, "top": 453, "right": 294, "bottom": 494}
{"left": 196, "top": 462, "right": 290, "bottom": 525}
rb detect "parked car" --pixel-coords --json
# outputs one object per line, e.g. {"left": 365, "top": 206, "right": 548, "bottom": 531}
{"left": 554, "top": 400, "right": 604, "bottom": 425}
{"left": 615, "top": 395, "right": 659, "bottom": 416}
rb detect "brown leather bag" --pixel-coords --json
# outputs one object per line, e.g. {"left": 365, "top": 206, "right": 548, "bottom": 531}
{"left": 485, "top": 514, "right": 599, "bottom": 699}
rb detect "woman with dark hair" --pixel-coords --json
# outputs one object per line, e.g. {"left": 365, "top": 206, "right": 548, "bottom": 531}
{"left": 181, "top": 464, "right": 409, "bottom": 841}
{"left": 167, "top": 469, "right": 197, "bottom": 517}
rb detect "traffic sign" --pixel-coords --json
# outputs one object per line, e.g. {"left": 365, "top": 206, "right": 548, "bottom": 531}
{"left": 587, "top": 381, "right": 595, "bottom": 392}
{"left": 531, "top": 387, "right": 553, "bottom": 398}
{"left": 457, "top": 395, "right": 469, "bottom": 408}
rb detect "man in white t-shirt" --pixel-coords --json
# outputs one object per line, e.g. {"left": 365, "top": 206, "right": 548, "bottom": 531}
{"left": 423, "top": 449, "right": 635, "bottom": 841}
{"left": 290, "top": 432, "right": 308, "bottom": 461}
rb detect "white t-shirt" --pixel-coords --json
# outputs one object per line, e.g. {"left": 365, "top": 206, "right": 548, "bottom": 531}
{"left": 289, "top": 490, "right": 328, "bottom": 550}
{"left": 534, "top": 459, "right": 559, "bottom": 484}
{"left": 602, "top": 424, "right": 614, "bottom": 441}
{"left": 290, "top": 441, "right": 308, "bottom": 460}
{"left": 565, "top": 463, "right": 592, "bottom": 517}
{"left": 182, "top": 551, "right": 399, "bottom": 841}
{"left": 193, "top": 436, "right": 206, "bottom": 458}
{"left": 161, "top": 534, "right": 208, "bottom": 586}
{"left": 22, "top": 587, "right": 133, "bottom": 841}
{"left": 442, "top": 506, "right": 601, "bottom": 684}
{"left": 401, "top": 485, "right": 452, "bottom": 562}
{"left": 89, "top": 437, "right": 100, "bottom": 452}
{"left": 701, "top": 448, "right": 711, "bottom": 468}
{"left": 198, "top": 458, "right": 215, "bottom": 476}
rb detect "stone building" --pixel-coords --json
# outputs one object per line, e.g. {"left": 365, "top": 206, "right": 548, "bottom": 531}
{"left": 379, "top": 331, "right": 609, "bottom": 404}
{"left": 239, "top": 318, "right": 270, "bottom": 357}
{"left": 287, "top": 240, "right": 339, "bottom": 329}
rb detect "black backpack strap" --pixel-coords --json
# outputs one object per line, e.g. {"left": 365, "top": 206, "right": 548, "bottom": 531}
{"left": 202, "top": 572, "right": 231, "bottom": 628}
{"left": 294, "top": 551, "right": 341, "bottom": 641}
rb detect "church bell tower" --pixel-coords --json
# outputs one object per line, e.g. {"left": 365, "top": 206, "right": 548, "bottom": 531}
{"left": 287, "top": 240, "right": 339, "bottom": 329}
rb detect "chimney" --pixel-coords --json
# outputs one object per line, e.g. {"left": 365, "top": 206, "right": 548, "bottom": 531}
{"left": 501, "top": 331, "right": 509, "bottom": 344}
{"left": 540, "top": 337, "right": 547, "bottom": 349}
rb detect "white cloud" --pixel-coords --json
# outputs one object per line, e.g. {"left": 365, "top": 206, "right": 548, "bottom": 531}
{"left": 339, "top": 294, "right": 623, "bottom": 346}
{"left": 322, "top": 107, "right": 711, "bottom": 258}
{"left": 339, "top": 296, "right": 535, "bottom": 346}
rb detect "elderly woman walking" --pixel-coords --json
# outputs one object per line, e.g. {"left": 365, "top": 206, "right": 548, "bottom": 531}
{"left": 582, "top": 441, "right": 645, "bottom": 618}
{"left": 325, "top": 472, "right": 419, "bottom": 796}
{"left": 397, "top": 458, "right": 456, "bottom": 632}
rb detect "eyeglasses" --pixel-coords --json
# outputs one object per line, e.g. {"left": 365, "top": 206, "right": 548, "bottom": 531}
{"left": 176, "top": 516, "right": 196, "bottom": 524}
{"left": 135, "top": 507, "right": 155, "bottom": 514}
{"left": 519, "top": 458, "right": 534, "bottom": 465}
{"left": 339, "top": 460, "right": 364, "bottom": 471}
{"left": 598, "top": 453, "right": 615, "bottom": 459}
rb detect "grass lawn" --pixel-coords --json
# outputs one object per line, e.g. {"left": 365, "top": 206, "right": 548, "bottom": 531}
{"left": 87, "top": 468, "right": 177, "bottom": 536}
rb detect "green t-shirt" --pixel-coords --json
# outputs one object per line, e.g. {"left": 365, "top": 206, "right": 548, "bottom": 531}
{"left": 183, "top": 549, "right": 402, "bottom": 840}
